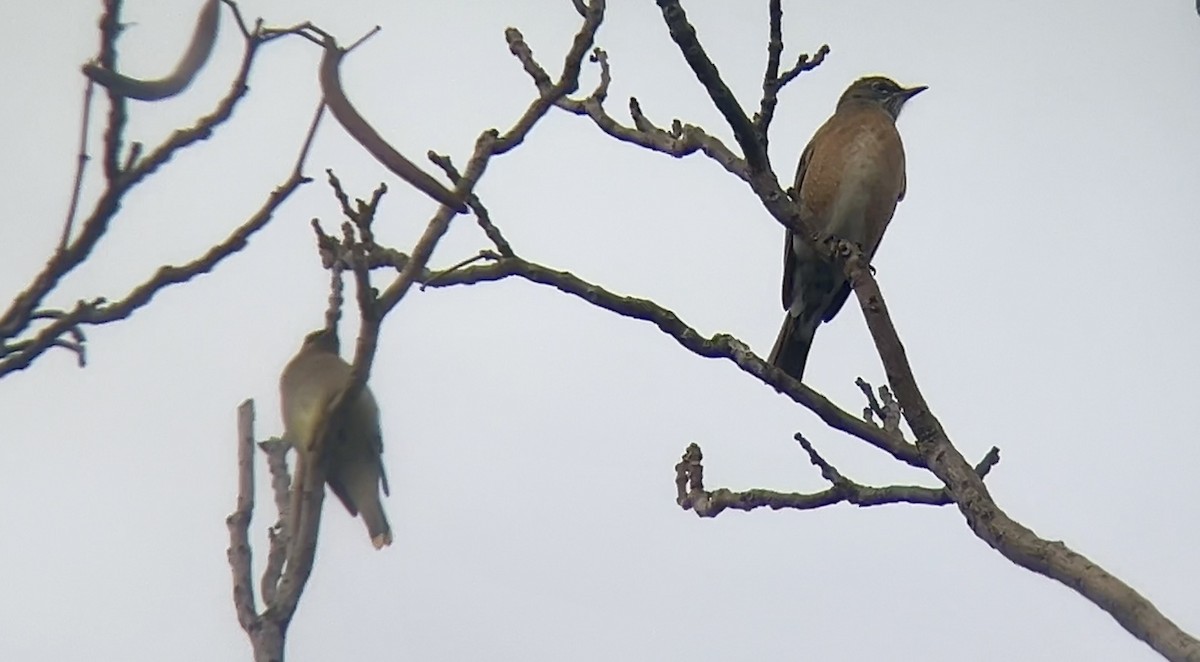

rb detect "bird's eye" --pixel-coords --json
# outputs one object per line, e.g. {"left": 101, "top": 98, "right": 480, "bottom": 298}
{"left": 873, "top": 81, "right": 891, "bottom": 94}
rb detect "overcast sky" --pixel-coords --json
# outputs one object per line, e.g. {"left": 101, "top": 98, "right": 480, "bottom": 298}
{"left": 1, "top": 1, "right": 1198, "bottom": 660}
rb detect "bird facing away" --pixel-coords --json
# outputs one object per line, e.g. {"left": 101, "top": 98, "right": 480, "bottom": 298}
{"left": 280, "top": 328, "right": 392, "bottom": 549}
{"left": 768, "top": 75, "right": 925, "bottom": 381}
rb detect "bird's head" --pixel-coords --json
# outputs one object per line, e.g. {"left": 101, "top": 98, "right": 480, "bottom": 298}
{"left": 839, "top": 76, "right": 927, "bottom": 120}
{"left": 301, "top": 327, "right": 340, "bottom": 354}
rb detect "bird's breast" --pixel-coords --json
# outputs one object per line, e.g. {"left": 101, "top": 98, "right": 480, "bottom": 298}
{"left": 800, "top": 109, "right": 905, "bottom": 245}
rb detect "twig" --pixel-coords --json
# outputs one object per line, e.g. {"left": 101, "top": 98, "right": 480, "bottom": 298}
{"left": 855, "top": 376, "right": 886, "bottom": 423}
{"left": 0, "top": 18, "right": 271, "bottom": 343}
{"left": 345, "top": 25, "right": 382, "bottom": 53}
{"left": 0, "top": 93, "right": 320, "bottom": 377}
{"left": 654, "top": 0, "right": 768, "bottom": 172}
{"left": 517, "top": 41, "right": 749, "bottom": 182}
{"left": 754, "top": 0, "right": 828, "bottom": 141}
{"left": 60, "top": 80, "right": 96, "bottom": 251}
{"left": 221, "top": 0, "right": 252, "bottom": 40}
{"left": 675, "top": 439, "right": 961, "bottom": 518}
{"left": 421, "top": 251, "right": 497, "bottom": 290}
{"left": 493, "top": 0, "right": 604, "bottom": 154}
{"left": 429, "top": 153, "right": 515, "bottom": 257}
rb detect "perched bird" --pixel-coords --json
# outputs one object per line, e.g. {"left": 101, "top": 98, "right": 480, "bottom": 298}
{"left": 280, "top": 328, "right": 392, "bottom": 549}
{"left": 768, "top": 75, "right": 925, "bottom": 381}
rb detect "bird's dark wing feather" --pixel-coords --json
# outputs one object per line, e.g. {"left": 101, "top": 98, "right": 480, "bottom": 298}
{"left": 372, "top": 430, "right": 390, "bottom": 497}
{"left": 782, "top": 141, "right": 816, "bottom": 309}
{"left": 327, "top": 473, "right": 359, "bottom": 515}
{"left": 822, "top": 282, "right": 853, "bottom": 323}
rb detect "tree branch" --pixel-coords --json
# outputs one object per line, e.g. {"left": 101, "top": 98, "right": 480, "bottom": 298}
{"left": 226, "top": 400, "right": 259, "bottom": 636}
{"left": 1, "top": 15, "right": 308, "bottom": 372}
{"left": 654, "top": 0, "right": 769, "bottom": 172}
{"left": 675, "top": 434, "right": 994, "bottom": 518}
{"left": 549, "top": 3, "right": 1200, "bottom": 656}
{"left": 362, "top": 249, "right": 921, "bottom": 466}
{"left": 0, "top": 100, "right": 322, "bottom": 377}
{"left": 844, "top": 252, "right": 1200, "bottom": 660}
{"left": 754, "top": 0, "right": 828, "bottom": 145}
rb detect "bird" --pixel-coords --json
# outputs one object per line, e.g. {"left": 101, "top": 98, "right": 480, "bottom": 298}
{"left": 768, "top": 75, "right": 925, "bottom": 382}
{"left": 280, "top": 328, "right": 392, "bottom": 549}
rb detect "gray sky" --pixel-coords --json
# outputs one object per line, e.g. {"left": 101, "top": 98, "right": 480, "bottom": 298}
{"left": 1, "top": 1, "right": 1197, "bottom": 660}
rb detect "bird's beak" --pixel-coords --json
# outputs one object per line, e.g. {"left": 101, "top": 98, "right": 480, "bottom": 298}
{"left": 900, "top": 85, "right": 928, "bottom": 100}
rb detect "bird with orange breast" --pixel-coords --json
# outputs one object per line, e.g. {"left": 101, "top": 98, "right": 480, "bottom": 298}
{"left": 769, "top": 75, "right": 925, "bottom": 381}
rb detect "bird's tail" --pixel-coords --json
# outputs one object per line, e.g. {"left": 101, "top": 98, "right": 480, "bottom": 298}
{"left": 360, "top": 497, "right": 393, "bottom": 550}
{"left": 768, "top": 313, "right": 815, "bottom": 382}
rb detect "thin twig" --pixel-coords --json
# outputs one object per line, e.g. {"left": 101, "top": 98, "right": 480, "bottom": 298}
{"left": 59, "top": 80, "right": 96, "bottom": 251}
{"left": 345, "top": 25, "right": 382, "bottom": 53}
{"left": 654, "top": 0, "right": 768, "bottom": 172}
{"left": 429, "top": 152, "right": 515, "bottom": 256}
{"left": 675, "top": 439, "right": 956, "bottom": 518}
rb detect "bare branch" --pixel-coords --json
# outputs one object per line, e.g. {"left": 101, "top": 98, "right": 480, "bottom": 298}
{"left": 675, "top": 440, "right": 953, "bottom": 518}
{"left": 855, "top": 377, "right": 902, "bottom": 434}
{"left": 508, "top": 41, "right": 750, "bottom": 181}
{"left": 842, "top": 250, "right": 1200, "bottom": 659}
{"left": 777, "top": 44, "right": 829, "bottom": 86}
{"left": 563, "top": 4, "right": 1195, "bottom": 652}
{"left": 226, "top": 400, "right": 260, "bottom": 634}
{"left": 221, "top": 0, "right": 253, "bottom": 40}
{"left": 345, "top": 25, "right": 382, "bottom": 53}
{"left": 371, "top": 250, "right": 918, "bottom": 465}
{"left": 324, "top": 169, "right": 386, "bottom": 246}
{"left": 754, "top": 0, "right": 828, "bottom": 141}
{"left": 654, "top": 0, "right": 768, "bottom": 172}
{"left": 430, "top": 153, "right": 515, "bottom": 257}
{"left": 59, "top": 80, "right": 96, "bottom": 251}
{"left": 0, "top": 97, "right": 320, "bottom": 378}
{"left": 0, "top": 20, "right": 273, "bottom": 346}
{"left": 494, "top": 0, "right": 604, "bottom": 154}
{"left": 0, "top": 299, "right": 104, "bottom": 376}
{"left": 89, "top": 172, "right": 309, "bottom": 322}
{"left": 753, "top": 0, "right": 787, "bottom": 144}
{"left": 257, "top": 439, "right": 292, "bottom": 607}
{"left": 96, "top": 0, "right": 127, "bottom": 181}
{"left": 226, "top": 407, "right": 290, "bottom": 661}
{"left": 370, "top": 1, "right": 607, "bottom": 318}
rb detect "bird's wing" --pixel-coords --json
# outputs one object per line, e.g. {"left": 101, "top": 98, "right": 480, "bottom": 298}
{"left": 822, "top": 108, "right": 909, "bottom": 322}
{"left": 327, "top": 473, "right": 359, "bottom": 515}
{"left": 782, "top": 140, "right": 816, "bottom": 309}
{"left": 373, "top": 430, "right": 390, "bottom": 497}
